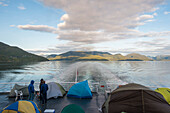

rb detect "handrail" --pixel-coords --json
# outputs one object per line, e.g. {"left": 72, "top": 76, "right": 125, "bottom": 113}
{"left": 0, "top": 82, "right": 162, "bottom": 87}
{"left": 0, "top": 82, "right": 117, "bottom": 92}
{"left": 0, "top": 82, "right": 165, "bottom": 93}
{"left": 0, "top": 81, "right": 107, "bottom": 85}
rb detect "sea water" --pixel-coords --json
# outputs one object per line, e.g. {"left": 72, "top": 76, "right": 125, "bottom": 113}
{"left": 0, "top": 61, "right": 170, "bottom": 92}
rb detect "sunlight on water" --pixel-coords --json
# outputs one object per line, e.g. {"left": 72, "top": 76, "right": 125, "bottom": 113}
{"left": 0, "top": 61, "right": 170, "bottom": 91}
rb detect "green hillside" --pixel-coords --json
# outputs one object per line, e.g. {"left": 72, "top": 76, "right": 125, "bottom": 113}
{"left": 102, "top": 54, "right": 127, "bottom": 61}
{"left": 48, "top": 51, "right": 110, "bottom": 61}
{"left": 78, "top": 55, "right": 109, "bottom": 61}
{"left": 0, "top": 42, "right": 48, "bottom": 62}
{"left": 59, "top": 51, "right": 111, "bottom": 57}
{"left": 125, "top": 53, "right": 152, "bottom": 61}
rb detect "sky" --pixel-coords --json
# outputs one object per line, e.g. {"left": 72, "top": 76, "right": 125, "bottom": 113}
{"left": 0, "top": 0, "right": 170, "bottom": 56}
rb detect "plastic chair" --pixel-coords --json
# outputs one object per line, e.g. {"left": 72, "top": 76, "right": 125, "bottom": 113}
{"left": 15, "top": 90, "right": 23, "bottom": 101}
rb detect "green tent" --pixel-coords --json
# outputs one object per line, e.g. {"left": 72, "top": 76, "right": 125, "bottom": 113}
{"left": 47, "top": 82, "right": 66, "bottom": 99}
{"left": 102, "top": 83, "right": 170, "bottom": 113}
{"left": 9, "top": 84, "right": 29, "bottom": 97}
{"left": 61, "top": 104, "right": 85, "bottom": 113}
{"left": 155, "top": 88, "right": 170, "bottom": 104}
{"left": 56, "top": 83, "right": 66, "bottom": 96}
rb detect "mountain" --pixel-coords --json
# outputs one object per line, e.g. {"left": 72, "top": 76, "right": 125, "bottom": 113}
{"left": 99, "top": 53, "right": 127, "bottom": 61}
{"left": 47, "top": 54, "right": 58, "bottom": 58}
{"left": 60, "top": 51, "right": 112, "bottom": 57}
{"left": 0, "top": 42, "right": 48, "bottom": 62}
{"left": 124, "top": 53, "right": 153, "bottom": 61}
{"left": 47, "top": 51, "right": 152, "bottom": 61}
{"left": 48, "top": 51, "right": 111, "bottom": 61}
{"left": 154, "top": 55, "right": 170, "bottom": 61}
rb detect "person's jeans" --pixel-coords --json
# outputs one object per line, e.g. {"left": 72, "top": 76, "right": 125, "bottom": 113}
{"left": 40, "top": 92, "right": 42, "bottom": 100}
{"left": 28, "top": 93, "right": 34, "bottom": 101}
{"left": 42, "top": 93, "right": 47, "bottom": 104}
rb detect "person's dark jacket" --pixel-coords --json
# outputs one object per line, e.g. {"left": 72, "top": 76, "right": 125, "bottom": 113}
{"left": 39, "top": 83, "right": 43, "bottom": 93}
{"left": 41, "top": 84, "right": 48, "bottom": 94}
{"left": 28, "top": 80, "right": 35, "bottom": 93}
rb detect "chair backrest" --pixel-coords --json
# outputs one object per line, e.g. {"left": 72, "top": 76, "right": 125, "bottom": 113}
{"left": 14, "top": 90, "right": 23, "bottom": 101}
{"left": 19, "top": 91, "right": 23, "bottom": 95}
{"left": 15, "top": 90, "right": 18, "bottom": 95}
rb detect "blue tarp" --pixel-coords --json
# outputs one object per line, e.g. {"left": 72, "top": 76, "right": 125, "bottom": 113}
{"left": 67, "top": 80, "right": 92, "bottom": 98}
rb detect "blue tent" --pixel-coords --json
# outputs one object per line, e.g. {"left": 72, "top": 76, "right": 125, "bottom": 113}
{"left": 67, "top": 80, "right": 92, "bottom": 98}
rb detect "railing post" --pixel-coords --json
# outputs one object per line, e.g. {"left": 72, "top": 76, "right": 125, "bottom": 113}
{"left": 96, "top": 84, "right": 98, "bottom": 93}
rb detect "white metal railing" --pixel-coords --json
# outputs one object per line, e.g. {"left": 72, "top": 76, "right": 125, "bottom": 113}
{"left": 0, "top": 81, "right": 161, "bottom": 93}
{"left": 0, "top": 81, "right": 119, "bottom": 93}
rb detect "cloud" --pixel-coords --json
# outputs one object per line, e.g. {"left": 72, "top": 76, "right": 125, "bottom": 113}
{"left": 60, "top": 14, "right": 69, "bottom": 21}
{"left": 17, "top": 23, "right": 170, "bottom": 45}
{"left": 164, "top": 11, "right": 170, "bottom": 15}
{"left": 56, "top": 30, "right": 112, "bottom": 44}
{"left": 157, "top": 46, "right": 170, "bottom": 55}
{"left": 130, "top": 38, "right": 170, "bottom": 55}
{"left": 41, "top": 0, "right": 163, "bottom": 32}
{"left": 10, "top": 25, "right": 15, "bottom": 27}
{"left": 140, "top": 31, "right": 170, "bottom": 37}
{"left": 107, "top": 45, "right": 170, "bottom": 56}
{"left": 16, "top": 0, "right": 170, "bottom": 55}
{"left": 136, "top": 14, "right": 154, "bottom": 21}
{"left": 0, "top": 1, "right": 8, "bottom": 6}
{"left": 17, "top": 24, "right": 170, "bottom": 44}
{"left": 17, "top": 25, "right": 58, "bottom": 33}
{"left": 111, "top": 31, "right": 170, "bottom": 39}
{"left": 18, "top": 5, "right": 26, "bottom": 10}
{"left": 28, "top": 37, "right": 170, "bottom": 56}
{"left": 27, "top": 41, "right": 94, "bottom": 55}
{"left": 36, "top": 0, "right": 165, "bottom": 43}
{"left": 153, "top": 13, "right": 158, "bottom": 16}
{"left": 136, "top": 38, "right": 168, "bottom": 47}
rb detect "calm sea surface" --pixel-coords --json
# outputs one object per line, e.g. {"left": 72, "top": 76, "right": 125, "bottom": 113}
{"left": 0, "top": 61, "right": 170, "bottom": 91}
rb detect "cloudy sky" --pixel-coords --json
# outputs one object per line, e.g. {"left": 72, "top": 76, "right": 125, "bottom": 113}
{"left": 0, "top": 0, "right": 170, "bottom": 56}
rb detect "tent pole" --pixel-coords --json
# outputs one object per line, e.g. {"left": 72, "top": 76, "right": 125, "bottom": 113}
{"left": 142, "top": 90, "right": 145, "bottom": 113}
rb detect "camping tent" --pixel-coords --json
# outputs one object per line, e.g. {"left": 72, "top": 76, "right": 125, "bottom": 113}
{"left": 67, "top": 80, "right": 92, "bottom": 98}
{"left": 9, "top": 84, "right": 29, "bottom": 97}
{"left": 102, "top": 83, "right": 170, "bottom": 113}
{"left": 47, "top": 82, "right": 66, "bottom": 99}
{"left": 61, "top": 104, "right": 85, "bottom": 113}
{"left": 0, "top": 100, "right": 41, "bottom": 113}
{"left": 155, "top": 88, "right": 170, "bottom": 104}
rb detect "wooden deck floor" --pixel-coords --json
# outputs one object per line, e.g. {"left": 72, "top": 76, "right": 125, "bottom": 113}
{"left": 0, "top": 92, "right": 106, "bottom": 113}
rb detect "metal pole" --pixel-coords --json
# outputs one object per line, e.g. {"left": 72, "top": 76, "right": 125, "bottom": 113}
{"left": 75, "top": 66, "right": 78, "bottom": 83}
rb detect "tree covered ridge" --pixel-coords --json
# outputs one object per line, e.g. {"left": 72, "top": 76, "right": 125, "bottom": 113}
{"left": 0, "top": 42, "right": 48, "bottom": 62}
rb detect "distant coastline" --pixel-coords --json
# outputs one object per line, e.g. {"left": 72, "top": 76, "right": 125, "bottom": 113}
{"left": 47, "top": 51, "right": 170, "bottom": 61}
{"left": 1, "top": 42, "right": 169, "bottom": 62}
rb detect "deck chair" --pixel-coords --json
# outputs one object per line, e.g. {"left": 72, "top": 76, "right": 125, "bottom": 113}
{"left": 15, "top": 90, "right": 23, "bottom": 101}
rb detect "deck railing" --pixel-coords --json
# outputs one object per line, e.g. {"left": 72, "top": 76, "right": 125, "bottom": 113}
{"left": 0, "top": 81, "right": 120, "bottom": 93}
{"left": 0, "top": 82, "right": 159, "bottom": 93}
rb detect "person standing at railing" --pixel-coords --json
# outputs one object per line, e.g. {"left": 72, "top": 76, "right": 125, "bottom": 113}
{"left": 28, "top": 80, "right": 35, "bottom": 101}
{"left": 39, "top": 78, "right": 44, "bottom": 101}
{"left": 41, "top": 80, "right": 48, "bottom": 105}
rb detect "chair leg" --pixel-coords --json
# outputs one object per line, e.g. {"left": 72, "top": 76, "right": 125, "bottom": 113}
{"left": 20, "top": 95, "right": 23, "bottom": 100}
{"left": 15, "top": 96, "right": 18, "bottom": 101}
